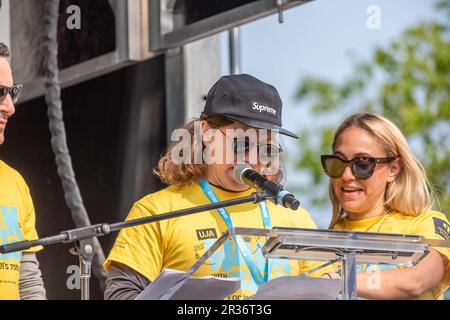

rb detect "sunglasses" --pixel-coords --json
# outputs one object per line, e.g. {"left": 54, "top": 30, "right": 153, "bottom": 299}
{"left": 0, "top": 84, "right": 22, "bottom": 104}
{"left": 321, "top": 155, "right": 396, "bottom": 180}
{"left": 213, "top": 126, "right": 283, "bottom": 160}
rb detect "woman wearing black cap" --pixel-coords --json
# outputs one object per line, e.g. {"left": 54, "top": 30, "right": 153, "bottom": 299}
{"left": 104, "top": 74, "right": 330, "bottom": 300}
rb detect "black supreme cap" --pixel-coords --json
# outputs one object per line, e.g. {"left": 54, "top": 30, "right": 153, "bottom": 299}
{"left": 203, "top": 74, "right": 298, "bottom": 139}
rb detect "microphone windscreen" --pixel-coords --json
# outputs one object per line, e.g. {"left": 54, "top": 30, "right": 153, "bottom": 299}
{"left": 233, "top": 164, "right": 252, "bottom": 184}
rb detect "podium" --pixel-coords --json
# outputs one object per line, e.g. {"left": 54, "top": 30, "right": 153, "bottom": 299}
{"left": 2, "top": 184, "right": 448, "bottom": 300}
{"left": 163, "top": 227, "right": 448, "bottom": 300}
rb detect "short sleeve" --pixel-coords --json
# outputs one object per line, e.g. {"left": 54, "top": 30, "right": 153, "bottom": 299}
{"left": 410, "top": 211, "right": 450, "bottom": 263}
{"left": 410, "top": 211, "right": 450, "bottom": 293}
{"left": 104, "top": 196, "right": 166, "bottom": 282}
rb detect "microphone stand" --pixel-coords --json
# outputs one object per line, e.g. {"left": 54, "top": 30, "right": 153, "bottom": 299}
{"left": 0, "top": 191, "right": 270, "bottom": 300}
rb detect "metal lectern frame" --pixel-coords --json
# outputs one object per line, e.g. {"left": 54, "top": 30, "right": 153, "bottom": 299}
{"left": 165, "top": 227, "right": 437, "bottom": 300}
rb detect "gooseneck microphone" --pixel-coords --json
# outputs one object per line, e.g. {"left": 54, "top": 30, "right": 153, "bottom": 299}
{"left": 233, "top": 164, "right": 300, "bottom": 210}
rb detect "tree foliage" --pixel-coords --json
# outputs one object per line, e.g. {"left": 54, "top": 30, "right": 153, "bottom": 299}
{"left": 295, "top": 0, "right": 450, "bottom": 216}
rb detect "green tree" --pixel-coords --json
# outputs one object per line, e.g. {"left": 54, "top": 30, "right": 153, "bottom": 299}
{"left": 295, "top": 0, "right": 450, "bottom": 218}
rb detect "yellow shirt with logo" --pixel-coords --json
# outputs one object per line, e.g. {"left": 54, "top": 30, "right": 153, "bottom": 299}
{"left": 0, "top": 160, "right": 41, "bottom": 300}
{"left": 105, "top": 183, "right": 330, "bottom": 300}
{"left": 333, "top": 210, "right": 450, "bottom": 300}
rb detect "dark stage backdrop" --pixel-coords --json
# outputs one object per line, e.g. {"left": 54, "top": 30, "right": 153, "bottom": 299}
{"left": 0, "top": 56, "right": 167, "bottom": 300}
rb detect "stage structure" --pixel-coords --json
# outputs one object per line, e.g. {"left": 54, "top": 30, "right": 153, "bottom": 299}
{"left": 0, "top": 0, "right": 313, "bottom": 300}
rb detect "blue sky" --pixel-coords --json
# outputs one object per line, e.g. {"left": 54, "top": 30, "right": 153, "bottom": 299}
{"left": 220, "top": 0, "right": 441, "bottom": 227}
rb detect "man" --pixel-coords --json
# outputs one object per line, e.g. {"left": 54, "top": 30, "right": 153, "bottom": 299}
{"left": 104, "top": 74, "right": 330, "bottom": 300}
{"left": 0, "top": 42, "right": 46, "bottom": 300}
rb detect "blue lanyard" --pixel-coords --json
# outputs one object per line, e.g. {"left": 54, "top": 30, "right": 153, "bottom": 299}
{"left": 199, "top": 180, "right": 272, "bottom": 287}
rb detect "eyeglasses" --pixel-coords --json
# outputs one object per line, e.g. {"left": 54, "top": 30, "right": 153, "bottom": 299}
{"left": 0, "top": 84, "right": 22, "bottom": 104}
{"left": 321, "top": 155, "right": 396, "bottom": 180}
{"left": 211, "top": 126, "right": 283, "bottom": 160}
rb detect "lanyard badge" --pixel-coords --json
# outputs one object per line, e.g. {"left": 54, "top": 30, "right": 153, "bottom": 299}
{"left": 199, "top": 180, "right": 272, "bottom": 287}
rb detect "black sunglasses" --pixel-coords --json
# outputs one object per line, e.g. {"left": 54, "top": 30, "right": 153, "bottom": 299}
{"left": 321, "top": 155, "right": 396, "bottom": 180}
{"left": 0, "top": 84, "right": 22, "bottom": 104}
{"left": 213, "top": 126, "right": 283, "bottom": 160}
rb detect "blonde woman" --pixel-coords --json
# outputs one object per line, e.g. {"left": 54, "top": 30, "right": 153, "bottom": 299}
{"left": 321, "top": 113, "right": 450, "bottom": 299}
{"left": 104, "top": 74, "right": 329, "bottom": 300}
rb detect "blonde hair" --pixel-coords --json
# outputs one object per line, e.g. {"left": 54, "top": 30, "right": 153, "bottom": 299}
{"left": 154, "top": 114, "right": 284, "bottom": 186}
{"left": 329, "top": 113, "right": 435, "bottom": 228}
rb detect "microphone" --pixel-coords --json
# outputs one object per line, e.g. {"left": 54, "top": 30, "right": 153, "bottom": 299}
{"left": 233, "top": 164, "right": 300, "bottom": 210}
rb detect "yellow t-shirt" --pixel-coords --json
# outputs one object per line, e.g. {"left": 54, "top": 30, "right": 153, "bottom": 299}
{"left": 333, "top": 210, "right": 450, "bottom": 300}
{"left": 105, "top": 183, "right": 329, "bottom": 300}
{"left": 0, "top": 160, "right": 41, "bottom": 300}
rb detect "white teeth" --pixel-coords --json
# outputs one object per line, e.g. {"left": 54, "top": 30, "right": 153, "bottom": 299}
{"left": 342, "top": 187, "right": 361, "bottom": 192}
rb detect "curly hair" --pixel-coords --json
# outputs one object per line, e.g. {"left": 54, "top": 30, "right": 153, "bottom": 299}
{"left": 0, "top": 42, "right": 10, "bottom": 58}
{"left": 154, "top": 114, "right": 284, "bottom": 186}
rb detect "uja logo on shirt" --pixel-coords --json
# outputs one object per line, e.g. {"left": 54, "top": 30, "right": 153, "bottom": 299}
{"left": 196, "top": 228, "right": 218, "bottom": 241}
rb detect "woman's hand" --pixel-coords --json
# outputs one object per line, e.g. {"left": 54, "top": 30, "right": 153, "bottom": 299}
{"left": 356, "top": 249, "right": 446, "bottom": 299}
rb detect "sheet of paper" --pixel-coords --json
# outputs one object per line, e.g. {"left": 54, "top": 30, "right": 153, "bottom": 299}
{"left": 135, "top": 269, "right": 241, "bottom": 300}
{"left": 248, "top": 276, "right": 341, "bottom": 300}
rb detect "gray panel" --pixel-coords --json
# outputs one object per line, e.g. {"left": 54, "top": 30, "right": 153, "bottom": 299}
{"left": 10, "top": 0, "right": 47, "bottom": 84}
{"left": 151, "top": 0, "right": 312, "bottom": 51}
{"left": 0, "top": 0, "right": 11, "bottom": 45}
{"left": 9, "top": 0, "right": 134, "bottom": 103}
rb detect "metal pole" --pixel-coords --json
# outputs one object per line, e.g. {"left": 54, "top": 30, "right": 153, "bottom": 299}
{"left": 71, "top": 239, "right": 94, "bottom": 300}
{"left": 80, "top": 258, "right": 91, "bottom": 301}
{"left": 229, "top": 27, "right": 241, "bottom": 75}
{"left": 0, "top": 192, "right": 269, "bottom": 300}
{"left": 277, "top": 0, "right": 285, "bottom": 24}
{"left": 341, "top": 251, "right": 358, "bottom": 300}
